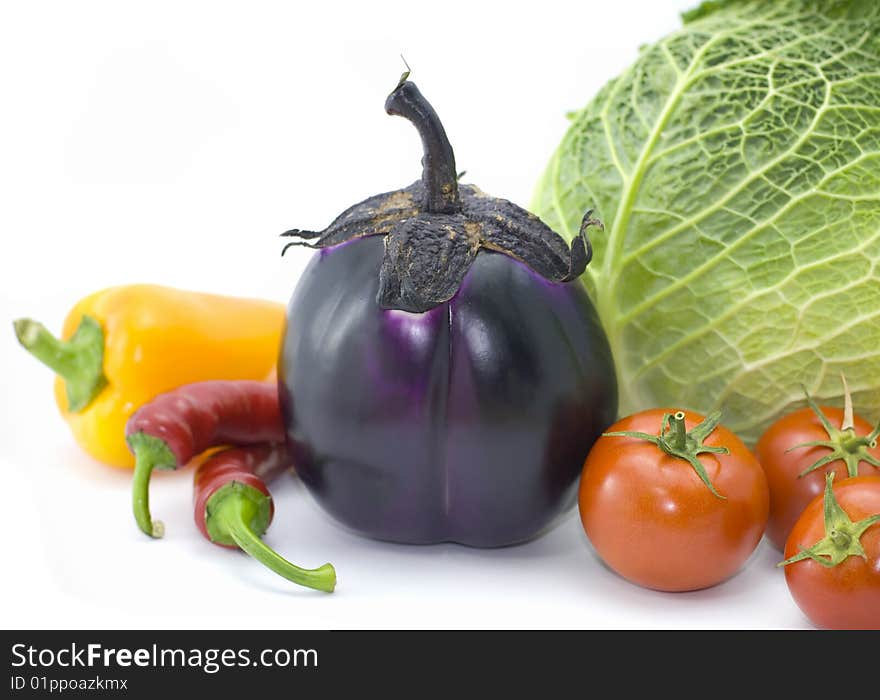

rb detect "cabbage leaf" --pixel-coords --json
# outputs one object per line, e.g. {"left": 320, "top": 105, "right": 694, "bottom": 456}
{"left": 532, "top": 0, "right": 880, "bottom": 441}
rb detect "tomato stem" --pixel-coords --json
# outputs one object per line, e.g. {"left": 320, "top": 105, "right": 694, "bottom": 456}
{"left": 828, "top": 529, "right": 851, "bottom": 549}
{"left": 788, "top": 378, "right": 880, "bottom": 478}
{"left": 603, "top": 410, "right": 729, "bottom": 499}
{"left": 665, "top": 411, "right": 688, "bottom": 451}
{"left": 780, "top": 472, "right": 880, "bottom": 568}
{"left": 13, "top": 316, "right": 108, "bottom": 412}
{"left": 840, "top": 373, "right": 854, "bottom": 431}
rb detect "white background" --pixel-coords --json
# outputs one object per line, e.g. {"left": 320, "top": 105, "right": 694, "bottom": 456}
{"left": 0, "top": 0, "right": 809, "bottom": 629}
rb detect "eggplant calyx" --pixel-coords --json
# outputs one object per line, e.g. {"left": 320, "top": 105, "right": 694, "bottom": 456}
{"left": 779, "top": 472, "right": 880, "bottom": 568}
{"left": 603, "top": 411, "right": 729, "bottom": 499}
{"left": 280, "top": 78, "right": 601, "bottom": 314}
{"left": 787, "top": 377, "right": 880, "bottom": 479}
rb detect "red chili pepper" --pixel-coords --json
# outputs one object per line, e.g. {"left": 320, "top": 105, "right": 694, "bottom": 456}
{"left": 193, "top": 445, "right": 336, "bottom": 593}
{"left": 126, "top": 380, "right": 284, "bottom": 538}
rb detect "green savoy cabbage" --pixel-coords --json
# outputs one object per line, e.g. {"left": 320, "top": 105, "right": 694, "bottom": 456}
{"left": 533, "top": 0, "right": 880, "bottom": 442}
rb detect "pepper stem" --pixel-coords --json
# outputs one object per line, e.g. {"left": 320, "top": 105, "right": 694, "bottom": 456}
{"left": 128, "top": 432, "right": 177, "bottom": 538}
{"left": 13, "top": 316, "right": 108, "bottom": 412}
{"left": 385, "top": 78, "right": 460, "bottom": 214}
{"left": 207, "top": 482, "right": 336, "bottom": 593}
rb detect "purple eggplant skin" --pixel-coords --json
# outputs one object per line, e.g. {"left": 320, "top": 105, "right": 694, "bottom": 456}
{"left": 278, "top": 235, "right": 617, "bottom": 547}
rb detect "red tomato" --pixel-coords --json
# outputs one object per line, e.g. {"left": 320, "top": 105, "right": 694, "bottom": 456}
{"left": 578, "top": 408, "right": 769, "bottom": 592}
{"left": 756, "top": 407, "right": 880, "bottom": 551}
{"left": 783, "top": 475, "right": 880, "bottom": 630}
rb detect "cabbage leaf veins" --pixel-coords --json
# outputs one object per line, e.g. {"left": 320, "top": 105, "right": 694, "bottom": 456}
{"left": 533, "top": 0, "right": 880, "bottom": 441}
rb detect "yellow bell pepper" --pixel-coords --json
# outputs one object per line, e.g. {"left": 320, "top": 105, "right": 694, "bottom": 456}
{"left": 14, "top": 284, "right": 284, "bottom": 468}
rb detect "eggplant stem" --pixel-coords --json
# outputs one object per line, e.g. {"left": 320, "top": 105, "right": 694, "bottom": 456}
{"left": 385, "top": 79, "right": 460, "bottom": 214}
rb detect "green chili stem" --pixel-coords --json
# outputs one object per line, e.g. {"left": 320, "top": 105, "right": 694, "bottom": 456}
{"left": 213, "top": 491, "right": 336, "bottom": 593}
{"left": 129, "top": 433, "right": 177, "bottom": 539}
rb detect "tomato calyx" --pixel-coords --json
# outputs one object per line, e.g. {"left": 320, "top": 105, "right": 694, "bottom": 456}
{"left": 787, "top": 379, "right": 880, "bottom": 479}
{"left": 780, "top": 472, "right": 880, "bottom": 568}
{"left": 603, "top": 410, "right": 729, "bottom": 499}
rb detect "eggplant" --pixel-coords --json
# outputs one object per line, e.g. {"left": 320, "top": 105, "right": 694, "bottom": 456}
{"left": 278, "top": 74, "right": 617, "bottom": 547}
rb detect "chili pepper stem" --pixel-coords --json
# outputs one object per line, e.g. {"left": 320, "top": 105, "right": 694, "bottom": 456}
{"left": 13, "top": 316, "right": 107, "bottom": 412}
{"left": 128, "top": 433, "right": 177, "bottom": 538}
{"left": 208, "top": 483, "right": 336, "bottom": 593}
